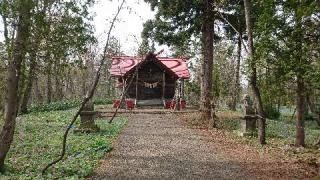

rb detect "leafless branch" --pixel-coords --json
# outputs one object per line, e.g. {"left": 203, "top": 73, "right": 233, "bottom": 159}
{"left": 216, "top": 10, "right": 249, "bottom": 53}
{"left": 41, "top": 0, "right": 126, "bottom": 175}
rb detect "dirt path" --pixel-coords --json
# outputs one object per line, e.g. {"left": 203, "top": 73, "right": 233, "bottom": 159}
{"left": 91, "top": 113, "right": 250, "bottom": 179}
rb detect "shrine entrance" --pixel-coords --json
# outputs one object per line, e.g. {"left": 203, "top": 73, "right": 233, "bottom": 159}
{"left": 119, "top": 54, "right": 177, "bottom": 102}
{"left": 110, "top": 53, "right": 190, "bottom": 108}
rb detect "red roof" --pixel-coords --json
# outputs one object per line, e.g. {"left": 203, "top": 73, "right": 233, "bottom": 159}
{"left": 109, "top": 55, "right": 190, "bottom": 79}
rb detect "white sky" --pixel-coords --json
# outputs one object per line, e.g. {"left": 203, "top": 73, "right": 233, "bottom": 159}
{"left": 0, "top": 0, "right": 170, "bottom": 56}
{"left": 92, "top": 0, "right": 170, "bottom": 56}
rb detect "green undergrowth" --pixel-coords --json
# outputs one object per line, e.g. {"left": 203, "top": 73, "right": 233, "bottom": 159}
{"left": 216, "top": 110, "right": 320, "bottom": 146}
{"left": 27, "top": 99, "right": 112, "bottom": 113}
{"left": 216, "top": 111, "right": 320, "bottom": 170}
{"left": 0, "top": 109, "right": 127, "bottom": 179}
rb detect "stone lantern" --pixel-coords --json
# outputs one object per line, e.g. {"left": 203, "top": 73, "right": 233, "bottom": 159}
{"left": 240, "top": 94, "right": 257, "bottom": 136}
{"left": 75, "top": 100, "right": 100, "bottom": 133}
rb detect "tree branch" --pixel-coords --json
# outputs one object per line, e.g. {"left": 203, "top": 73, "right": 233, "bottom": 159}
{"left": 41, "top": 0, "right": 126, "bottom": 175}
{"left": 216, "top": 10, "right": 249, "bottom": 54}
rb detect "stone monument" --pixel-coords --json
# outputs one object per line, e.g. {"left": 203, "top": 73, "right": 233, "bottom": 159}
{"left": 240, "top": 94, "right": 257, "bottom": 136}
{"left": 75, "top": 100, "right": 100, "bottom": 133}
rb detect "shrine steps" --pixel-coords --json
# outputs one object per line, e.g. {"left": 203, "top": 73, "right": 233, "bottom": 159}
{"left": 135, "top": 99, "right": 164, "bottom": 107}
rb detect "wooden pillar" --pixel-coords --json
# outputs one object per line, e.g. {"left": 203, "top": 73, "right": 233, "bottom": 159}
{"left": 162, "top": 71, "right": 166, "bottom": 100}
{"left": 176, "top": 78, "right": 181, "bottom": 111}
{"left": 123, "top": 77, "right": 126, "bottom": 97}
{"left": 181, "top": 79, "right": 184, "bottom": 100}
{"left": 136, "top": 70, "right": 138, "bottom": 101}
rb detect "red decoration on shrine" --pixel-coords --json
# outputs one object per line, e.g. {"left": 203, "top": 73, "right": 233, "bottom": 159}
{"left": 164, "top": 100, "right": 186, "bottom": 109}
{"left": 113, "top": 100, "right": 121, "bottom": 108}
{"left": 180, "top": 100, "right": 186, "bottom": 109}
{"left": 126, "top": 99, "right": 134, "bottom": 109}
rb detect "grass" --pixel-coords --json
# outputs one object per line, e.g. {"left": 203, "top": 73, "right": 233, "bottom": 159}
{"left": 215, "top": 110, "right": 320, "bottom": 146}
{"left": 267, "top": 115, "right": 320, "bottom": 145}
{"left": 0, "top": 109, "right": 126, "bottom": 179}
{"left": 214, "top": 110, "right": 320, "bottom": 170}
{"left": 215, "top": 110, "right": 241, "bottom": 130}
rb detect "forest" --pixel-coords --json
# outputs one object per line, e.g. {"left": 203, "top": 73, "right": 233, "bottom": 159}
{"left": 0, "top": 0, "right": 319, "bottom": 179}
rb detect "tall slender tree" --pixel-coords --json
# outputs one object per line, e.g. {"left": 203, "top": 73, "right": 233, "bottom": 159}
{"left": 243, "top": 0, "right": 266, "bottom": 144}
{"left": 252, "top": 0, "right": 319, "bottom": 146}
{"left": 0, "top": 0, "right": 33, "bottom": 170}
{"left": 293, "top": 0, "right": 305, "bottom": 146}
{"left": 200, "top": 0, "right": 214, "bottom": 120}
{"left": 143, "top": 0, "right": 215, "bottom": 122}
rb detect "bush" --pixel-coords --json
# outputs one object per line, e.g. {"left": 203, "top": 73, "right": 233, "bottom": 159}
{"left": 305, "top": 113, "right": 315, "bottom": 121}
{"left": 28, "top": 99, "right": 112, "bottom": 113}
{"left": 265, "top": 105, "right": 280, "bottom": 120}
{"left": 28, "top": 100, "right": 81, "bottom": 113}
{"left": 93, "top": 99, "right": 112, "bottom": 105}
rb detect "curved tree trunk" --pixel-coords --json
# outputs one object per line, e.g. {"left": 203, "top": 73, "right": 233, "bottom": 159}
{"left": 0, "top": 0, "right": 32, "bottom": 170}
{"left": 244, "top": 0, "right": 266, "bottom": 145}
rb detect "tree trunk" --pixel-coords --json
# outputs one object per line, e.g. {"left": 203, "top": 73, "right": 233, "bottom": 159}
{"left": 244, "top": 0, "right": 266, "bottom": 145}
{"left": 1, "top": 0, "right": 12, "bottom": 58}
{"left": 42, "top": 0, "right": 125, "bottom": 173}
{"left": 16, "top": 59, "right": 27, "bottom": 113}
{"left": 306, "top": 93, "right": 315, "bottom": 114}
{"left": 46, "top": 61, "right": 52, "bottom": 104}
{"left": 200, "top": 0, "right": 214, "bottom": 121}
{"left": 55, "top": 74, "right": 63, "bottom": 101}
{"left": 0, "top": 0, "right": 32, "bottom": 170}
{"left": 54, "top": 63, "right": 63, "bottom": 101}
{"left": 294, "top": 1, "right": 306, "bottom": 147}
{"left": 82, "top": 68, "right": 88, "bottom": 97}
{"left": 317, "top": 113, "right": 320, "bottom": 129}
{"left": 20, "top": 55, "right": 37, "bottom": 114}
{"left": 66, "top": 67, "right": 74, "bottom": 98}
{"left": 296, "top": 75, "right": 305, "bottom": 146}
{"left": 34, "top": 77, "right": 43, "bottom": 103}
{"left": 20, "top": 37, "right": 41, "bottom": 114}
{"left": 231, "top": 31, "right": 242, "bottom": 111}
{"left": 305, "top": 90, "right": 320, "bottom": 126}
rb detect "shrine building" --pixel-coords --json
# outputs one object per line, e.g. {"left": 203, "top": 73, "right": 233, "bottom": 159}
{"left": 109, "top": 53, "right": 190, "bottom": 108}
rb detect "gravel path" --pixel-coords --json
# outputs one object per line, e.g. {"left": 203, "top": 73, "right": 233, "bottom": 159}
{"left": 91, "top": 113, "right": 251, "bottom": 179}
